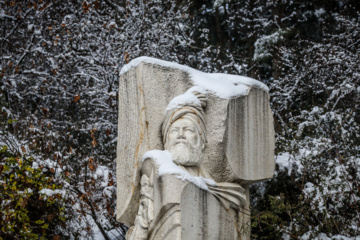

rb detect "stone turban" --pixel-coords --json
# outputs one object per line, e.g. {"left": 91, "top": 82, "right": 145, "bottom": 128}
{"left": 161, "top": 91, "right": 207, "bottom": 146}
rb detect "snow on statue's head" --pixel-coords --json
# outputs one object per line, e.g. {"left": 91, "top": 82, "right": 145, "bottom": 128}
{"left": 161, "top": 91, "right": 207, "bottom": 167}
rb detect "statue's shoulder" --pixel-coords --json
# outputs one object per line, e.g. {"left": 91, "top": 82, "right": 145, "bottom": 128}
{"left": 141, "top": 156, "right": 157, "bottom": 178}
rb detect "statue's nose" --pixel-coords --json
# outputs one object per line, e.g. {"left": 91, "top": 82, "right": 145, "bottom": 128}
{"left": 177, "top": 128, "right": 185, "bottom": 139}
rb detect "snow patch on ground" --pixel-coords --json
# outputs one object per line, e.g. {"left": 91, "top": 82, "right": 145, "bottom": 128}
{"left": 142, "top": 150, "right": 216, "bottom": 190}
{"left": 120, "top": 56, "right": 268, "bottom": 99}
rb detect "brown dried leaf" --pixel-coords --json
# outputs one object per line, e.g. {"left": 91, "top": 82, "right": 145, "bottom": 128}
{"left": 74, "top": 95, "right": 80, "bottom": 103}
{"left": 124, "top": 52, "right": 130, "bottom": 63}
{"left": 82, "top": 1, "right": 90, "bottom": 13}
{"left": 94, "top": 0, "right": 100, "bottom": 9}
{"left": 108, "top": 180, "right": 114, "bottom": 186}
{"left": 92, "top": 139, "right": 97, "bottom": 147}
{"left": 47, "top": 214, "right": 54, "bottom": 222}
{"left": 89, "top": 164, "right": 96, "bottom": 172}
{"left": 42, "top": 107, "right": 49, "bottom": 114}
{"left": 106, "top": 202, "right": 112, "bottom": 215}
{"left": 21, "top": 198, "right": 27, "bottom": 208}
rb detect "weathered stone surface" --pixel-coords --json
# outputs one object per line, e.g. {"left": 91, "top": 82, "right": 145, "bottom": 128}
{"left": 116, "top": 57, "right": 275, "bottom": 239}
{"left": 209, "top": 87, "right": 276, "bottom": 183}
{"left": 117, "top": 63, "right": 193, "bottom": 226}
{"left": 138, "top": 159, "right": 239, "bottom": 240}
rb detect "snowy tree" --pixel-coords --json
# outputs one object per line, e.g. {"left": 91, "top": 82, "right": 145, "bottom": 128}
{"left": 1, "top": 0, "right": 359, "bottom": 239}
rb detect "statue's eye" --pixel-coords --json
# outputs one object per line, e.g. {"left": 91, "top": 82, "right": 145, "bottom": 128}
{"left": 185, "top": 128, "right": 194, "bottom": 132}
{"left": 171, "top": 129, "right": 178, "bottom": 133}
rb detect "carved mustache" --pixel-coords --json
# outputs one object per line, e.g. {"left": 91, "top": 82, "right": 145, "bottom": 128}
{"left": 175, "top": 139, "right": 187, "bottom": 144}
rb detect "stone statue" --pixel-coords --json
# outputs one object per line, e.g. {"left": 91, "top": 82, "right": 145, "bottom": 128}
{"left": 116, "top": 57, "right": 275, "bottom": 240}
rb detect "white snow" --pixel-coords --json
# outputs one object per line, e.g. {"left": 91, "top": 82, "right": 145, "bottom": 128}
{"left": 26, "top": 188, "right": 33, "bottom": 194}
{"left": 142, "top": 150, "right": 216, "bottom": 190}
{"left": 165, "top": 86, "right": 204, "bottom": 111}
{"left": 27, "top": 24, "right": 34, "bottom": 31}
{"left": 108, "top": 91, "right": 117, "bottom": 97}
{"left": 103, "top": 186, "right": 115, "bottom": 198}
{"left": 282, "top": 233, "right": 290, "bottom": 240}
{"left": 91, "top": 225, "right": 124, "bottom": 240}
{"left": 44, "top": 158, "right": 55, "bottom": 168}
{"left": 253, "top": 29, "right": 290, "bottom": 61}
{"left": 120, "top": 56, "right": 268, "bottom": 99}
{"left": 301, "top": 232, "right": 358, "bottom": 240}
{"left": 314, "top": 8, "right": 325, "bottom": 17}
{"left": 39, "top": 188, "right": 65, "bottom": 197}
{"left": 95, "top": 166, "right": 109, "bottom": 187}
{"left": 32, "top": 161, "right": 39, "bottom": 169}
{"left": 0, "top": 10, "right": 15, "bottom": 20}
{"left": 276, "top": 152, "right": 292, "bottom": 175}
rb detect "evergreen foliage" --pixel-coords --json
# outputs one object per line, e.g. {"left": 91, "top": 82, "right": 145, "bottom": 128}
{"left": 0, "top": 146, "right": 66, "bottom": 240}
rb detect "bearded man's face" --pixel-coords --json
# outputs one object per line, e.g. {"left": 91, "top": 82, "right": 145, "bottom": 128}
{"left": 165, "top": 118, "right": 203, "bottom": 166}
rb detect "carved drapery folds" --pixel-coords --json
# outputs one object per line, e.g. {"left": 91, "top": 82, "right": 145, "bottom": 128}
{"left": 126, "top": 173, "right": 154, "bottom": 240}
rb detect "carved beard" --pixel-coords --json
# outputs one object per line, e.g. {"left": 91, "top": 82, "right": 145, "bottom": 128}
{"left": 167, "top": 141, "right": 203, "bottom": 167}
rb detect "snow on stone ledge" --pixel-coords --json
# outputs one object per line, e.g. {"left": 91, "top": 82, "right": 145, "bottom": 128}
{"left": 120, "top": 56, "right": 269, "bottom": 99}
{"left": 142, "top": 150, "right": 216, "bottom": 190}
